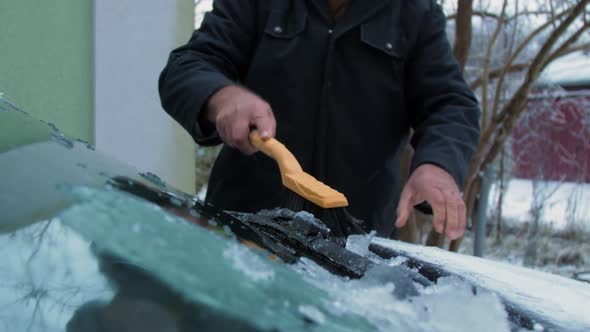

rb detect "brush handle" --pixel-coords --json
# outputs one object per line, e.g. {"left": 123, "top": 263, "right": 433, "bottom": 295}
{"left": 249, "top": 130, "right": 303, "bottom": 174}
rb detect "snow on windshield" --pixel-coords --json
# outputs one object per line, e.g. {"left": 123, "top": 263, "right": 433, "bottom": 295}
{"left": 50, "top": 185, "right": 519, "bottom": 331}
{"left": 56, "top": 185, "right": 374, "bottom": 331}
{"left": 372, "top": 236, "right": 590, "bottom": 331}
{"left": 7, "top": 178, "right": 583, "bottom": 331}
{"left": 285, "top": 235, "right": 512, "bottom": 332}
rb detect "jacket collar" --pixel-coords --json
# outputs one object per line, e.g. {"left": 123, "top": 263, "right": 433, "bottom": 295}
{"left": 309, "top": 0, "right": 391, "bottom": 36}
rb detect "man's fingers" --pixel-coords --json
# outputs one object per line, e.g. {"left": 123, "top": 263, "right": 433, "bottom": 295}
{"left": 251, "top": 106, "right": 276, "bottom": 139}
{"left": 216, "top": 122, "right": 227, "bottom": 144}
{"left": 207, "top": 86, "right": 275, "bottom": 150}
{"left": 429, "top": 189, "right": 446, "bottom": 234}
{"left": 395, "top": 186, "right": 414, "bottom": 228}
{"left": 444, "top": 192, "right": 460, "bottom": 240}
{"left": 231, "top": 119, "right": 257, "bottom": 155}
{"left": 456, "top": 195, "right": 467, "bottom": 239}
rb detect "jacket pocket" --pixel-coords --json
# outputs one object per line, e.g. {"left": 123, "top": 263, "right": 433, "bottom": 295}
{"left": 264, "top": 10, "right": 307, "bottom": 39}
{"left": 360, "top": 16, "right": 407, "bottom": 91}
{"left": 360, "top": 20, "right": 405, "bottom": 60}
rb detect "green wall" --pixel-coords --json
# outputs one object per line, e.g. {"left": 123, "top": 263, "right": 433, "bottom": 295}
{"left": 0, "top": 1, "right": 93, "bottom": 142}
{"left": 177, "top": 0, "right": 197, "bottom": 44}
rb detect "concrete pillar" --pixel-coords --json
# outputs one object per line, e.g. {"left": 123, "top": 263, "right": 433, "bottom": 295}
{"left": 93, "top": 0, "right": 197, "bottom": 194}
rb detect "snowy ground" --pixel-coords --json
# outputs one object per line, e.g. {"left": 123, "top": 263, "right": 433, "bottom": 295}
{"left": 460, "top": 226, "right": 590, "bottom": 281}
{"left": 452, "top": 178, "right": 590, "bottom": 281}
{"left": 488, "top": 179, "right": 590, "bottom": 231}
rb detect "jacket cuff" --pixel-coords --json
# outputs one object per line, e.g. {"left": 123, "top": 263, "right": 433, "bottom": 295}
{"left": 190, "top": 76, "right": 233, "bottom": 146}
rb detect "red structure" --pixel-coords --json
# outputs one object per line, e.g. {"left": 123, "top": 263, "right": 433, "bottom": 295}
{"left": 512, "top": 87, "right": 590, "bottom": 183}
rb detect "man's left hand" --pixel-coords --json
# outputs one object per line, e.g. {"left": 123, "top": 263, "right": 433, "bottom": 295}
{"left": 395, "top": 164, "right": 466, "bottom": 240}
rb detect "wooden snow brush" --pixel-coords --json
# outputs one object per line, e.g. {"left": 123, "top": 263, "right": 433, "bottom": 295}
{"left": 249, "top": 130, "right": 364, "bottom": 243}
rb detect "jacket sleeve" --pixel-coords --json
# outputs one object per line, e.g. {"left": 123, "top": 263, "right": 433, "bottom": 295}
{"left": 158, "top": 0, "right": 257, "bottom": 146}
{"left": 404, "top": 1, "right": 481, "bottom": 188}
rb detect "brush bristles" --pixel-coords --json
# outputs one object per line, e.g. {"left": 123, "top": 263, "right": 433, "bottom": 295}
{"left": 282, "top": 190, "right": 365, "bottom": 245}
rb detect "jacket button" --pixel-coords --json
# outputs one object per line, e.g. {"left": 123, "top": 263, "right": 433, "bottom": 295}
{"left": 274, "top": 26, "right": 283, "bottom": 34}
{"left": 385, "top": 42, "right": 393, "bottom": 50}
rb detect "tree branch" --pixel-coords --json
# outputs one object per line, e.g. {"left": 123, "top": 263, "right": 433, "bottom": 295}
{"left": 447, "top": 10, "right": 498, "bottom": 21}
{"left": 544, "top": 22, "right": 590, "bottom": 68}
{"left": 548, "top": 42, "right": 590, "bottom": 63}
{"left": 481, "top": 0, "right": 508, "bottom": 131}
{"left": 491, "top": 0, "right": 521, "bottom": 120}
{"left": 447, "top": 10, "right": 566, "bottom": 22}
{"left": 483, "top": 6, "right": 575, "bottom": 129}
{"left": 469, "top": 63, "right": 529, "bottom": 90}
{"left": 467, "top": 0, "right": 590, "bottom": 191}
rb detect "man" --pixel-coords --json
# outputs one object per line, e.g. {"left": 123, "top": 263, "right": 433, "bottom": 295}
{"left": 159, "top": 0, "right": 480, "bottom": 240}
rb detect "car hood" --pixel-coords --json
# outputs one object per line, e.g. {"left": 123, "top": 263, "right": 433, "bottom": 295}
{"left": 1, "top": 97, "right": 590, "bottom": 332}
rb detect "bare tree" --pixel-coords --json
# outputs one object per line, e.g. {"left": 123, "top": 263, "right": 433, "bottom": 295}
{"left": 409, "top": 0, "right": 590, "bottom": 252}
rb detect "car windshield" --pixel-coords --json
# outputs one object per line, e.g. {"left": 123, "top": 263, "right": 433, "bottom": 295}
{"left": 0, "top": 185, "right": 376, "bottom": 332}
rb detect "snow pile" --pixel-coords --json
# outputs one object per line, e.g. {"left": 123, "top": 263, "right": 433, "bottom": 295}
{"left": 291, "top": 234, "right": 512, "bottom": 332}
{"left": 372, "top": 236, "right": 590, "bottom": 331}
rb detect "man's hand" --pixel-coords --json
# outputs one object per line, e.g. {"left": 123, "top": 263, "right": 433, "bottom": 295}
{"left": 207, "top": 85, "right": 276, "bottom": 154}
{"left": 395, "top": 164, "right": 466, "bottom": 240}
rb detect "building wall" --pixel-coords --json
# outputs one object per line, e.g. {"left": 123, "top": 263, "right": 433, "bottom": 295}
{"left": 0, "top": 1, "right": 94, "bottom": 142}
{"left": 1, "top": 1, "right": 197, "bottom": 194}
{"left": 512, "top": 92, "right": 590, "bottom": 183}
{"left": 94, "top": 0, "right": 197, "bottom": 194}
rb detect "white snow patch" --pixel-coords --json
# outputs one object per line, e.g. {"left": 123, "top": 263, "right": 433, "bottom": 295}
{"left": 298, "top": 305, "right": 326, "bottom": 324}
{"left": 414, "top": 276, "right": 509, "bottom": 332}
{"left": 223, "top": 243, "right": 275, "bottom": 282}
{"left": 346, "top": 231, "right": 377, "bottom": 257}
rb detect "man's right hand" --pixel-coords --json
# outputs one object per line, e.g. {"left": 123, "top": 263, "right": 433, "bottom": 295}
{"left": 207, "top": 85, "right": 276, "bottom": 155}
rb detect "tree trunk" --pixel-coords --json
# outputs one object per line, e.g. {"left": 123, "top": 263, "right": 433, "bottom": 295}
{"left": 495, "top": 148, "right": 505, "bottom": 244}
{"left": 442, "top": 0, "right": 474, "bottom": 251}
{"left": 453, "top": 0, "right": 474, "bottom": 72}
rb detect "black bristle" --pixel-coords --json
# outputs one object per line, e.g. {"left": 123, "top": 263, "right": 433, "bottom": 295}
{"left": 281, "top": 190, "right": 366, "bottom": 245}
